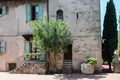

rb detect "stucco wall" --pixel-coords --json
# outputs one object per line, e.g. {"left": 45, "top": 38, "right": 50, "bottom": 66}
{"left": 49, "top": 0, "right": 102, "bottom": 72}
{"left": 0, "top": 1, "right": 47, "bottom": 36}
{"left": 0, "top": 1, "right": 47, "bottom": 71}
{"left": 0, "top": 36, "right": 24, "bottom": 71}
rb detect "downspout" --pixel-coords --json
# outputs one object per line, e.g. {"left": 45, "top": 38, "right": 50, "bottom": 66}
{"left": 47, "top": 0, "right": 49, "bottom": 22}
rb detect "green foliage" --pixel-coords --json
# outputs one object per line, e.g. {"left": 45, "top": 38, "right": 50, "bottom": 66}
{"left": 29, "top": 18, "right": 72, "bottom": 54}
{"left": 118, "top": 31, "right": 120, "bottom": 52}
{"left": 86, "top": 57, "right": 98, "bottom": 64}
{"left": 24, "top": 53, "right": 41, "bottom": 60}
{"left": 102, "top": 0, "right": 118, "bottom": 63}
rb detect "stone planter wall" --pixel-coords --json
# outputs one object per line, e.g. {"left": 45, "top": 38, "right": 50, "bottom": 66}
{"left": 114, "top": 63, "right": 120, "bottom": 73}
{"left": 81, "top": 63, "right": 95, "bottom": 74}
{"left": 11, "top": 61, "right": 48, "bottom": 74}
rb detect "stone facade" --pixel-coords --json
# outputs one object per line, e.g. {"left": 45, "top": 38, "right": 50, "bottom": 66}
{"left": 0, "top": 0, "right": 47, "bottom": 71}
{"left": 0, "top": 0, "right": 102, "bottom": 72}
{"left": 49, "top": 0, "right": 102, "bottom": 72}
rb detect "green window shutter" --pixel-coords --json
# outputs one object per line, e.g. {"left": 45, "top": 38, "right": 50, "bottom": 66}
{"left": 38, "top": 1, "right": 43, "bottom": 20}
{"left": 26, "top": 3, "right": 31, "bottom": 22}
{"left": 25, "top": 41, "right": 30, "bottom": 53}
{"left": 2, "top": 6, "right": 7, "bottom": 15}
{"left": 40, "top": 51, "right": 46, "bottom": 61}
{"left": 1, "top": 40, "right": 6, "bottom": 53}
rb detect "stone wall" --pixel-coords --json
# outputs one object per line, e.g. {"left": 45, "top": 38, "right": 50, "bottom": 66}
{"left": 49, "top": 0, "right": 102, "bottom": 72}
{"left": 0, "top": 36, "right": 25, "bottom": 71}
{"left": 11, "top": 61, "right": 48, "bottom": 74}
{"left": 0, "top": 0, "right": 102, "bottom": 72}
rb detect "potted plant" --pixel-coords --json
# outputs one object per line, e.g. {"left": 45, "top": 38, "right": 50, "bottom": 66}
{"left": 81, "top": 57, "right": 98, "bottom": 74}
{"left": 24, "top": 53, "right": 31, "bottom": 61}
{"left": 36, "top": 53, "right": 41, "bottom": 60}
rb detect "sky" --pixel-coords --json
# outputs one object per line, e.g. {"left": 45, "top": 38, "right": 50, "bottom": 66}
{"left": 100, "top": 0, "right": 120, "bottom": 32}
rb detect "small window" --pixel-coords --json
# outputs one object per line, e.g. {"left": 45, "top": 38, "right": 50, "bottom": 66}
{"left": 31, "top": 5, "right": 39, "bottom": 20}
{"left": 8, "top": 63, "right": 16, "bottom": 71}
{"left": 56, "top": 10, "right": 63, "bottom": 20}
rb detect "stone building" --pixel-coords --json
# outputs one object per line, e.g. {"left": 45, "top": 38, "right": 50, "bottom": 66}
{"left": 0, "top": 0, "right": 102, "bottom": 73}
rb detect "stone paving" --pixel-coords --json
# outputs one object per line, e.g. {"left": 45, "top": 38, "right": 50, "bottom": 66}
{"left": 0, "top": 72, "right": 120, "bottom": 80}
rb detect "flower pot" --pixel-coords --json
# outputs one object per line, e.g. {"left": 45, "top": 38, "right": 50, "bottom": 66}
{"left": 81, "top": 63, "right": 95, "bottom": 74}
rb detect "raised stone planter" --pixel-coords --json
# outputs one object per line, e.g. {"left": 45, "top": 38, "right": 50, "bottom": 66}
{"left": 11, "top": 61, "right": 48, "bottom": 74}
{"left": 114, "top": 63, "right": 120, "bottom": 73}
{"left": 81, "top": 63, "right": 95, "bottom": 74}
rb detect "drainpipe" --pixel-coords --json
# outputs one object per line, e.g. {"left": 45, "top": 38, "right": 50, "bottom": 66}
{"left": 47, "top": 0, "right": 49, "bottom": 22}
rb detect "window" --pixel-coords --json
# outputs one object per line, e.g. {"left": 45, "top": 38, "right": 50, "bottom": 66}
{"left": 0, "top": 8, "right": 2, "bottom": 14}
{"left": 0, "top": 6, "right": 7, "bottom": 15}
{"left": 26, "top": 3, "right": 43, "bottom": 22}
{"left": 24, "top": 35, "right": 46, "bottom": 61}
{"left": 24, "top": 40, "right": 39, "bottom": 53}
{"left": 8, "top": 63, "right": 16, "bottom": 71}
{"left": 31, "top": 5, "right": 39, "bottom": 20}
{"left": 56, "top": 10, "right": 63, "bottom": 20}
{"left": 0, "top": 40, "right": 6, "bottom": 53}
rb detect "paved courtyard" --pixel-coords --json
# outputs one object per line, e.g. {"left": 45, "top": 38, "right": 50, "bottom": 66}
{"left": 0, "top": 72, "right": 120, "bottom": 80}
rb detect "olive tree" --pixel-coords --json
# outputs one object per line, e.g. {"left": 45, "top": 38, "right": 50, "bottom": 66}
{"left": 30, "top": 18, "right": 72, "bottom": 73}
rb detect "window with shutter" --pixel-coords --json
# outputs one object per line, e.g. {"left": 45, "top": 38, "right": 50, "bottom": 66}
{"left": 0, "top": 40, "right": 6, "bottom": 53}
{"left": 24, "top": 38, "right": 46, "bottom": 61}
{"left": 2, "top": 6, "right": 7, "bottom": 15}
{"left": 26, "top": 3, "right": 31, "bottom": 22}
{"left": 38, "top": 2, "right": 43, "bottom": 20}
{"left": 0, "top": 5, "right": 7, "bottom": 15}
{"left": 26, "top": 2, "right": 43, "bottom": 21}
{"left": 24, "top": 41, "right": 30, "bottom": 53}
{"left": 40, "top": 51, "right": 46, "bottom": 61}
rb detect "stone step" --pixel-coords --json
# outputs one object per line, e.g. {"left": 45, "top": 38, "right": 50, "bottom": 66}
{"left": 64, "top": 63, "right": 72, "bottom": 65}
{"left": 64, "top": 61, "right": 72, "bottom": 63}
{"left": 63, "top": 70, "right": 72, "bottom": 74}
{"left": 63, "top": 60, "right": 72, "bottom": 74}
{"left": 64, "top": 66, "right": 72, "bottom": 69}
{"left": 63, "top": 69, "right": 72, "bottom": 71}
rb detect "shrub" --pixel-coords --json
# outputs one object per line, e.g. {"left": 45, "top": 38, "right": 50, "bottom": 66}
{"left": 86, "top": 57, "right": 98, "bottom": 64}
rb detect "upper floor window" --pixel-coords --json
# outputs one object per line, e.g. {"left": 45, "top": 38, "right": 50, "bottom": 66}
{"left": 31, "top": 5, "right": 39, "bottom": 20}
{"left": 56, "top": 10, "right": 63, "bottom": 20}
{"left": 26, "top": 3, "right": 43, "bottom": 22}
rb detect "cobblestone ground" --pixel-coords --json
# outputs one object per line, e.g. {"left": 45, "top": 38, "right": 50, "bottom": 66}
{"left": 0, "top": 72, "right": 120, "bottom": 80}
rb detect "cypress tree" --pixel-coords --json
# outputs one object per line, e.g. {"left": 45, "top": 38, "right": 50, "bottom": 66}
{"left": 118, "top": 31, "right": 120, "bottom": 52}
{"left": 102, "top": 0, "right": 118, "bottom": 70}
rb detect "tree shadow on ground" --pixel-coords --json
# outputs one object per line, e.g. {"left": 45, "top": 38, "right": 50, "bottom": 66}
{"left": 52, "top": 73, "right": 108, "bottom": 80}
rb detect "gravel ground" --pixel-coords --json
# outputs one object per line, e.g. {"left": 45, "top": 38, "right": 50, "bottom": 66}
{"left": 0, "top": 72, "right": 120, "bottom": 80}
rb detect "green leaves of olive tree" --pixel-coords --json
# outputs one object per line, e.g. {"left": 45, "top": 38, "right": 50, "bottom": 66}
{"left": 30, "top": 18, "right": 72, "bottom": 54}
